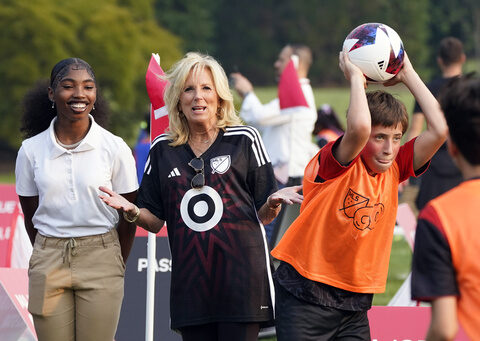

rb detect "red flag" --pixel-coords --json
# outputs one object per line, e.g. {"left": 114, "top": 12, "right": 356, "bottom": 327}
{"left": 146, "top": 53, "right": 169, "bottom": 142}
{"left": 278, "top": 56, "right": 309, "bottom": 109}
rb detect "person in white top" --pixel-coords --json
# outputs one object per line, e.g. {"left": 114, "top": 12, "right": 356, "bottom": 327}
{"left": 230, "top": 44, "right": 318, "bottom": 186}
{"left": 15, "top": 58, "right": 138, "bottom": 341}
{"left": 231, "top": 44, "right": 318, "bottom": 242}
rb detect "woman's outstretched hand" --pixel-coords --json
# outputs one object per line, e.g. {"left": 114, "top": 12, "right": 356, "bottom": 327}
{"left": 99, "top": 186, "right": 135, "bottom": 213}
{"left": 267, "top": 185, "right": 304, "bottom": 209}
{"left": 258, "top": 185, "right": 304, "bottom": 225}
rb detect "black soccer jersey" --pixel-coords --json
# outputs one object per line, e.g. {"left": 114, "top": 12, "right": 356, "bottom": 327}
{"left": 137, "top": 125, "right": 277, "bottom": 329}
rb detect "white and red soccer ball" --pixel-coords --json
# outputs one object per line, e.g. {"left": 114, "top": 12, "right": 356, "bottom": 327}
{"left": 343, "top": 23, "right": 405, "bottom": 83}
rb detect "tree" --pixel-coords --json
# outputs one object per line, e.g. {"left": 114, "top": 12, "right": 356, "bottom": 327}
{"left": 427, "top": 0, "right": 480, "bottom": 73}
{"left": 154, "top": 0, "right": 217, "bottom": 54}
{"left": 210, "top": 0, "right": 431, "bottom": 85}
{"left": 214, "top": 0, "right": 281, "bottom": 85}
{"left": 0, "top": 0, "right": 182, "bottom": 148}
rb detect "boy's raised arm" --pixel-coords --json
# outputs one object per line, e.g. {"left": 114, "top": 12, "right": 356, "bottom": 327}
{"left": 335, "top": 52, "right": 371, "bottom": 165}
{"left": 387, "top": 53, "right": 448, "bottom": 171}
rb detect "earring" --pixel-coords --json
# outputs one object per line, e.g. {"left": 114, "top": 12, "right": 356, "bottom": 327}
{"left": 51, "top": 102, "right": 55, "bottom": 109}
{"left": 92, "top": 104, "right": 96, "bottom": 110}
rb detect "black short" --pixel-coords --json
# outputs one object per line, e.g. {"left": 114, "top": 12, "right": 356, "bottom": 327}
{"left": 179, "top": 322, "right": 260, "bottom": 341}
{"left": 275, "top": 281, "right": 371, "bottom": 341}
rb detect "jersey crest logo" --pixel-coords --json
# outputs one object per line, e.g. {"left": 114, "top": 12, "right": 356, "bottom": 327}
{"left": 341, "top": 188, "right": 369, "bottom": 218}
{"left": 339, "top": 188, "right": 385, "bottom": 232}
{"left": 210, "top": 155, "right": 231, "bottom": 174}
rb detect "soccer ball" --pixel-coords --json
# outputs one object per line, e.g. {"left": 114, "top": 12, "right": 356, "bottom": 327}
{"left": 343, "top": 23, "right": 405, "bottom": 83}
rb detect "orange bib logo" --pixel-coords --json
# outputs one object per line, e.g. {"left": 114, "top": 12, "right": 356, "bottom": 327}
{"left": 340, "top": 188, "right": 384, "bottom": 232}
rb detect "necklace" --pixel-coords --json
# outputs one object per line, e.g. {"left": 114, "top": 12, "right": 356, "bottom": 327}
{"left": 188, "top": 129, "right": 219, "bottom": 157}
{"left": 53, "top": 118, "right": 91, "bottom": 150}
{"left": 189, "top": 129, "right": 219, "bottom": 145}
{"left": 55, "top": 134, "right": 83, "bottom": 149}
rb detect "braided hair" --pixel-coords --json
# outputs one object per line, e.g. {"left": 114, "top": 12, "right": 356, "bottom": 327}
{"left": 20, "top": 58, "right": 109, "bottom": 139}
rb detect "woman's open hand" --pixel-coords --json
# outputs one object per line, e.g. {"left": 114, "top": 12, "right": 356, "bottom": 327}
{"left": 99, "top": 186, "right": 135, "bottom": 213}
{"left": 267, "top": 185, "right": 304, "bottom": 208}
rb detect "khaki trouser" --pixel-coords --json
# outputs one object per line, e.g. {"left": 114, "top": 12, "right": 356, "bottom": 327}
{"left": 28, "top": 228, "right": 125, "bottom": 341}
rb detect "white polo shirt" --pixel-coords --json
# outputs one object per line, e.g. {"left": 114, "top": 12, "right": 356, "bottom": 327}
{"left": 15, "top": 116, "right": 139, "bottom": 238}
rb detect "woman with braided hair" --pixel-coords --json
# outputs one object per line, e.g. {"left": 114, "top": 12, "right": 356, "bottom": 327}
{"left": 16, "top": 58, "right": 138, "bottom": 341}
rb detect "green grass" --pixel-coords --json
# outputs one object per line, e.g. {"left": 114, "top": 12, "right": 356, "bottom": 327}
{"left": 244, "top": 84, "right": 417, "bottom": 152}
{"left": 239, "top": 84, "right": 416, "bottom": 131}
{"left": 372, "top": 234, "right": 412, "bottom": 305}
{"left": 0, "top": 172, "right": 15, "bottom": 184}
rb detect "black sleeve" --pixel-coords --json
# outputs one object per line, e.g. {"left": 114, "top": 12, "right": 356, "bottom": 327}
{"left": 411, "top": 213, "right": 459, "bottom": 301}
{"left": 136, "top": 146, "right": 165, "bottom": 220}
{"left": 247, "top": 163, "right": 277, "bottom": 211}
{"left": 245, "top": 131, "right": 278, "bottom": 211}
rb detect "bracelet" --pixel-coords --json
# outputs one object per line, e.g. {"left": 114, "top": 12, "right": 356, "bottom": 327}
{"left": 123, "top": 205, "right": 140, "bottom": 223}
{"left": 268, "top": 200, "right": 281, "bottom": 210}
{"left": 270, "top": 203, "right": 281, "bottom": 210}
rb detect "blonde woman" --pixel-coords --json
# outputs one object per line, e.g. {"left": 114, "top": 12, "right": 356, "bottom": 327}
{"left": 100, "top": 52, "right": 302, "bottom": 341}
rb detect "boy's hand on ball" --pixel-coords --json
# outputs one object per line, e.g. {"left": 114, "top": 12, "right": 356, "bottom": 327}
{"left": 384, "top": 52, "right": 414, "bottom": 87}
{"left": 339, "top": 51, "right": 366, "bottom": 87}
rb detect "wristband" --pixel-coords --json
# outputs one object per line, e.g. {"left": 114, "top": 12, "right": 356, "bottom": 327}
{"left": 123, "top": 205, "right": 140, "bottom": 223}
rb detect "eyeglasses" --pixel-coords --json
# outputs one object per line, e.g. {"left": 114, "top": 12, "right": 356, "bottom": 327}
{"left": 188, "top": 157, "right": 205, "bottom": 189}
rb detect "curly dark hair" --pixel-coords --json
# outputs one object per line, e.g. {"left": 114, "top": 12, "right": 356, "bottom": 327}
{"left": 20, "top": 58, "right": 110, "bottom": 139}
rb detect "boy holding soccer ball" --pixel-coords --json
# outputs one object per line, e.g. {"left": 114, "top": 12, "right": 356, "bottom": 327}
{"left": 271, "top": 52, "right": 448, "bottom": 340}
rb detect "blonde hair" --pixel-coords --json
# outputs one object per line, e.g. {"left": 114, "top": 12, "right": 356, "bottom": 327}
{"left": 164, "top": 52, "right": 241, "bottom": 146}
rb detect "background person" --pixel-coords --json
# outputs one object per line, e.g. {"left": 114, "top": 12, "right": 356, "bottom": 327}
{"left": 411, "top": 74, "right": 480, "bottom": 341}
{"left": 133, "top": 112, "right": 151, "bottom": 183}
{"left": 99, "top": 52, "right": 303, "bottom": 341}
{"left": 271, "top": 52, "right": 447, "bottom": 340}
{"left": 405, "top": 37, "right": 466, "bottom": 210}
{"left": 15, "top": 58, "right": 138, "bottom": 341}
{"left": 230, "top": 44, "right": 317, "bottom": 187}
{"left": 230, "top": 44, "right": 317, "bottom": 241}
{"left": 313, "top": 103, "right": 344, "bottom": 148}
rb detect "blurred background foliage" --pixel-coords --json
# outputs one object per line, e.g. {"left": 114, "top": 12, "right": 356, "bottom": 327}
{"left": 0, "top": 0, "right": 181, "bottom": 149}
{"left": 1, "top": 0, "right": 479, "bottom": 150}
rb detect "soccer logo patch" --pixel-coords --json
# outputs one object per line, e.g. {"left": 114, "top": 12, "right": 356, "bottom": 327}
{"left": 210, "top": 155, "right": 231, "bottom": 174}
{"left": 340, "top": 188, "right": 384, "bottom": 232}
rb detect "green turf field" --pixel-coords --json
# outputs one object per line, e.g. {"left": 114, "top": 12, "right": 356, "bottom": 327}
{"left": 242, "top": 84, "right": 416, "bottom": 129}
{"left": 0, "top": 172, "right": 15, "bottom": 184}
